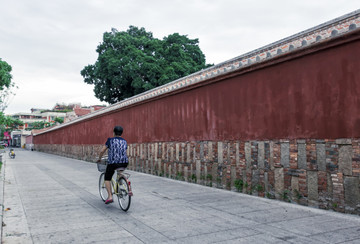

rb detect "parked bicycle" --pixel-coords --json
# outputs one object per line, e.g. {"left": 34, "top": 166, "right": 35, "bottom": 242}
{"left": 97, "top": 157, "right": 132, "bottom": 211}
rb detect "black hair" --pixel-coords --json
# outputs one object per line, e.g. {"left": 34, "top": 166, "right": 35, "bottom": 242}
{"left": 113, "top": 126, "right": 123, "bottom": 136}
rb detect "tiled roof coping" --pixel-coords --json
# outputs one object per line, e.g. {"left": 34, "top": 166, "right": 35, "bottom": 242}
{"left": 34, "top": 9, "right": 360, "bottom": 136}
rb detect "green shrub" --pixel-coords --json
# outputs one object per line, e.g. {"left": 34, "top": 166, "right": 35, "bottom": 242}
{"left": 281, "top": 190, "right": 290, "bottom": 202}
{"left": 255, "top": 185, "right": 264, "bottom": 192}
{"left": 191, "top": 174, "right": 197, "bottom": 183}
{"left": 234, "top": 179, "right": 244, "bottom": 192}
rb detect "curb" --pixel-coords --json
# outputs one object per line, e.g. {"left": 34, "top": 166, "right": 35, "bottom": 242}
{"left": 0, "top": 152, "right": 5, "bottom": 244}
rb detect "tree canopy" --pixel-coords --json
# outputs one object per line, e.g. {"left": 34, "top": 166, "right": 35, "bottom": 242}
{"left": 0, "top": 58, "right": 16, "bottom": 112}
{"left": 0, "top": 112, "right": 23, "bottom": 140}
{"left": 0, "top": 58, "right": 12, "bottom": 90}
{"left": 81, "top": 26, "right": 212, "bottom": 104}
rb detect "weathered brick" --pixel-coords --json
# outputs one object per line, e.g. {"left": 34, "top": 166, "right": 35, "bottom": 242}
{"left": 175, "top": 143, "right": 180, "bottom": 161}
{"left": 326, "top": 141, "right": 338, "bottom": 172}
{"left": 264, "top": 142, "right": 271, "bottom": 170}
{"left": 318, "top": 171, "right": 327, "bottom": 192}
{"left": 251, "top": 141, "right": 258, "bottom": 169}
{"left": 239, "top": 141, "right": 246, "bottom": 170}
{"left": 306, "top": 140, "right": 317, "bottom": 170}
{"left": 229, "top": 142, "right": 236, "bottom": 166}
{"left": 331, "top": 173, "right": 345, "bottom": 211}
{"left": 284, "top": 169, "right": 291, "bottom": 189}
{"left": 273, "top": 142, "right": 281, "bottom": 168}
{"left": 289, "top": 140, "right": 298, "bottom": 169}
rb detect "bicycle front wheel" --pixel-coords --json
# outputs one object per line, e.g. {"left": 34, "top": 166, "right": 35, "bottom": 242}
{"left": 117, "top": 176, "right": 131, "bottom": 211}
{"left": 99, "top": 173, "right": 108, "bottom": 202}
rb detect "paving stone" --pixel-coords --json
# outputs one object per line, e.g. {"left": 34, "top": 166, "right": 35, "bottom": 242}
{"left": 174, "top": 227, "right": 260, "bottom": 244}
{"left": 336, "top": 139, "right": 352, "bottom": 145}
{"left": 307, "top": 171, "right": 319, "bottom": 201}
{"left": 245, "top": 142, "right": 251, "bottom": 169}
{"left": 291, "top": 176, "right": 299, "bottom": 195}
{"left": 316, "top": 142, "right": 326, "bottom": 171}
{"left": 281, "top": 141, "right": 290, "bottom": 168}
{"left": 258, "top": 141, "right": 265, "bottom": 169}
{"left": 217, "top": 142, "right": 223, "bottom": 164}
{"left": 2, "top": 150, "right": 360, "bottom": 244}
{"left": 254, "top": 224, "right": 323, "bottom": 243}
{"left": 311, "top": 226, "right": 360, "bottom": 243}
{"left": 344, "top": 176, "right": 360, "bottom": 208}
{"left": 297, "top": 142, "right": 307, "bottom": 169}
{"left": 339, "top": 145, "right": 353, "bottom": 176}
{"left": 274, "top": 168, "right": 284, "bottom": 195}
{"left": 269, "top": 215, "right": 360, "bottom": 236}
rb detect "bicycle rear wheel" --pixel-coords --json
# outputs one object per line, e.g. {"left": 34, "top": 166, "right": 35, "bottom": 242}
{"left": 117, "top": 176, "right": 131, "bottom": 211}
{"left": 98, "top": 173, "right": 108, "bottom": 202}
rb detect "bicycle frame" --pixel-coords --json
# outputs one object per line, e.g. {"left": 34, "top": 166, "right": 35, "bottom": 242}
{"left": 112, "top": 171, "right": 132, "bottom": 196}
{"left": 97, "top": 158, "right": 132, "bottom": 211}
{"left": 98, "top": 168, "right": 132, "bottom": 211}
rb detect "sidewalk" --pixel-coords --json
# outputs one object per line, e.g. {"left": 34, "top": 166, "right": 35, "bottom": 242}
{"left": 1, "top": 150, "right": 360, "bottom": 243}
{"left": 0, "top": 150, "right": 5, "bottom": 244}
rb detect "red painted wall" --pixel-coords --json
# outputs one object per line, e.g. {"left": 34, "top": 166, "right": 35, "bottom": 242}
{"left": 34, "top": 36, "right": 360, "bottom": 145}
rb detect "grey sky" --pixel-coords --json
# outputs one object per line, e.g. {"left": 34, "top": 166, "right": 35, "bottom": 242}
{"left": 1, "top": 0, "right": 359, "bottom": 114}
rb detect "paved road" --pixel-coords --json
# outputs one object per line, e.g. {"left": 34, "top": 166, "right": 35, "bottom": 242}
{"left": 1, "top": 149, "right": 360, "bottom": 243}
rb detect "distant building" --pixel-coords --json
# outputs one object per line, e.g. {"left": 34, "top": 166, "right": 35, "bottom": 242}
{"left": 10, "top": 130, "right": 31, "bottom": 148}
{"left": 64, "top": 104, "right": 106, "bottom": 122}
{"left": 41, "top": 111, "right": 66, "bottom": 123}
{"left": 8, "top": 103, "right": 107, "bottom": 134}
{"left": 6, "top": 103, "right": 106, "bottom": 147}
{"left": 11, "top": 112, "right": 44, "bottom": 129}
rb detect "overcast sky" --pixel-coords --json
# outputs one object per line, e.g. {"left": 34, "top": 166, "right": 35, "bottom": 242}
{"left": 1, "top": 0, "right": 359, "bottom": 114}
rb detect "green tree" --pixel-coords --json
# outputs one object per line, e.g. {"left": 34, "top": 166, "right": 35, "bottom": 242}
{"left": 0, "top": 58, "right": 16, "bottom": 112}
{"left": 0, "top": 59, "right": 12, "bottom": 90}
{"left": 30, "top": 121, "right": 46, "bottom": 130}
{"left": 8, "top": 117, "right": 23, "bottom": 130}
{"left": 54, "top": 117, "right": 64, "bottom": 124}
{"left": 0, "top": 113, "right": 24, "bottom": 139}
{"left": 81, "top": 26, "right": 212, "bottom": 104}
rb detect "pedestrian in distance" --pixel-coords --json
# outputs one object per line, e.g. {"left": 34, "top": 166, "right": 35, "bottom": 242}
{"left": 97, "top": 126, "right": 129, "bottom": 204}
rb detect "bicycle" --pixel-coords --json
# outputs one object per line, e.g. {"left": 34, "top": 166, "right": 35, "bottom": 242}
{"left": 9, "top": 148, "right": 15, "bottom": 159}
{"left": 97, "top": 158, "right": 133, "bottom": 211}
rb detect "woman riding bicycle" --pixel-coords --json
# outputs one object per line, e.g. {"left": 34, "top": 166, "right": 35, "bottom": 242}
{"left": 97, "top": 126, "right": 129, "bottom": 204}
{"left": 9, "top": 148, "right": 15, "bottom": 159}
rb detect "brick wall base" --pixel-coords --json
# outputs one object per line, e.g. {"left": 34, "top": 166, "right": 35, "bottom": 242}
{"left": 35, "top": 138, "right": 360, "bottom": 215}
